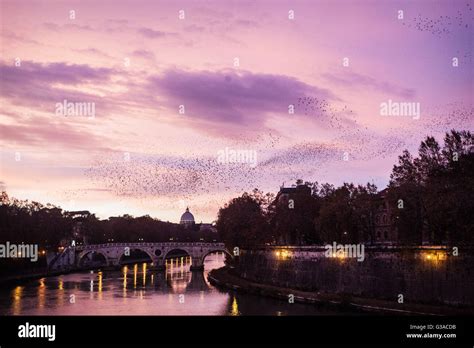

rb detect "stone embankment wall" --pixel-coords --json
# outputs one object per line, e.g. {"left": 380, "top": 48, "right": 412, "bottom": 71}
{"left": 235, "top": 246, "right": 474, "bottom": 306}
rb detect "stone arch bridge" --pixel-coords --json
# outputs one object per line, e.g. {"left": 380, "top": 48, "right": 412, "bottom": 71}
{"left": 49, "top": 242, "right": 231, "bottom": 271}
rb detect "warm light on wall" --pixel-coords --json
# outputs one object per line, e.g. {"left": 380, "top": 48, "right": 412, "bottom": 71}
{"left": 423, "top": 251, "right": 447, "bottom": 262}
{"left": 275, "top": 249, "right": 291, "bottom": 260}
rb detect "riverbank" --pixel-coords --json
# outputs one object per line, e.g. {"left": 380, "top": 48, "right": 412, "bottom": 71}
{"left": 208, "top": 267, "right": 473, "bottom": 315}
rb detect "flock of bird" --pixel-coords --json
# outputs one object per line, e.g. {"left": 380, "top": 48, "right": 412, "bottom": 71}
{"left": 401, "top": 3, "right": 472, "bottom": 37}
{"left": 79, "top": 95, "right": 472, "bottom": 210}
{"left": 64, "top": 5, "right": 473, "bottom": 214}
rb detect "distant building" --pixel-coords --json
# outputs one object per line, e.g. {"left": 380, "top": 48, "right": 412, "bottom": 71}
{"left": 64, "top": 210, "right": 91, "bottom": 246}
{"left": 274, "top": 184, "right": 312, "bottom": 205}
{"left": 198, "top": 223, "right": 217, "bottom": 234}
{"left": 373, "top": 189, "right": 399, "bottom": 245}
{"left": 179, "top": 207, "right": 218, "bottom": 240}
{"left": 180, "top": 207, "right": 195, "bottom": 228}
{"left": 270, "top": 184, "right": 313, "bottom": 245}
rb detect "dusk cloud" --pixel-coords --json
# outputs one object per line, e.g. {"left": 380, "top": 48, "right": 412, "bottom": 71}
{"left": 0, "top": 60, "right": 117, "bottom": 110}
{"left": 137, "top": 27, "right": 176, "bottom": 39}
{"left": 322, "top": 71, "right": 416, "bottom": 99}
{"left": 149, "top": 69, "right": 335, "bottom": 132}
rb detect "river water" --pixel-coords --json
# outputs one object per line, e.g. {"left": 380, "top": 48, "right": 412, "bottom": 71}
{"left": 0, "top": 253, "right": 355, "bottom": 315}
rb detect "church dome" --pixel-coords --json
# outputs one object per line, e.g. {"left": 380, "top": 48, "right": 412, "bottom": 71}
{"left": 180, "top": 207, "right": 195, "bottom": 225}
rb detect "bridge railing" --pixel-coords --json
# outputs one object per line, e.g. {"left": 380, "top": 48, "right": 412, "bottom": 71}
{"left": 76, "top": 242, "right": 225, "bottom": 251}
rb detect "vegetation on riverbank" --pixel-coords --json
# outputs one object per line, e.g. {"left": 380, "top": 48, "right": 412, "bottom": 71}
{"left": 216, "top": 130, "right": 474, "bottom": 248}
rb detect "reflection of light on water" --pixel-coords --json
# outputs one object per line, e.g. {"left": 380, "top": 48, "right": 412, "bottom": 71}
{"left": 203, "top": 252, "right": 227, "bottom": 287}
{"left": 38, "top": 278, "right": 45, "bottom": 309}
{"left": 133, "top": 264, "right": 138, "bottom": 288}
{"left": 57, "top": 278, "right": 64, "bottom": 306}
{"left": 231, "top": 296, "right": 240, "bottom": 316}
{"left": 98, "top": 271, "right": 103, "bottom": 301}
{"left": 142, "top": 263, "right": 147, "bottom": 287}
{"left": 12, "top": 286, "right": 23, "bottom": 315}
{"left": 89, "top": 279, "right": 94, "bottom": 300}
{"left": 123, "top": 266, "right": 128, "bottom": 289}
{"left": 98, "top": 272, "right": 103, "bottom": 291}
{"left": 122, "top": 265, "right": 128, "bottom": 301}
{"left": 165, "top": 257, "right": 192, "bottom": 292}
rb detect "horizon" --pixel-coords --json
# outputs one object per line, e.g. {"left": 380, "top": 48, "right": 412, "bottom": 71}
{"left": 1, "top": 0, "right": 473, "bottom": 222}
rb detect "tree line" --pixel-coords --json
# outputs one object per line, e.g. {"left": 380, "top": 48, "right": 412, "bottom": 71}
{"left": 0, "top": 193, "right": 218, "bottom": 250}
{"left": 216, "top": 130, "right": 474, "bottom": 248}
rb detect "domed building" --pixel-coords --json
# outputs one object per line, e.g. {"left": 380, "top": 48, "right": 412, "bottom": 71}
{"left": 178, "top": 207, "right": 218, "bottom": 238}
{"left": 180, "top": 207, "right": 195, "bottom": 228}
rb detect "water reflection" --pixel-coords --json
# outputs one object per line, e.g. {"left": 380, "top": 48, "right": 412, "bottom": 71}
{"left": 0, "top": 253, "right": 359, "bottom": 316}
{"left": 38, "top": 278, "right": 45, "bottom": 310}
{"left": 165, "top": 256, "right": 192, "bottom": 293}
{"left": 230, "top": 296, "right": 240, "bottom": 316}
{"left": 12, "top": 286, "right": 22, "bottom": 315}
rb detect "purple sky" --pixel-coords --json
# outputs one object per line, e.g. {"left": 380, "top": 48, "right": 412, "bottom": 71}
{"left": 1, "top": 0, "right": 473, "bottom": 222}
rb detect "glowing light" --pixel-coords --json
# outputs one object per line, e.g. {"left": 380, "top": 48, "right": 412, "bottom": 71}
{"left": 423, "top": 251, "right": 447, "bottom": 263}
{"left": 231, "top": 296, "right": 240, "bottom": 316}
{"left": 13, "top": 286, "right": 23, "bottom": 301}
{"left": 98, "top": 271, "right": 103, "bottom": 293}
{"left": 38, "top": 279, "right": 45, "bottom": 309}
{"left": 337, "top": 251, "right": 346, "bottom": 259}
{"left": 123, "top": 266, "right": 128, "bottom": 290}
{"left": 133, "top": 264, "right": 138, "bottom": 288}
{"left": 437, "top": 252, "right": 447, "bottom": 261}
{"left": 12, "top": 286, "right": 23, "bottom": 315}
{"left": 275, "top": 249, "right": 292, "bottom": 259}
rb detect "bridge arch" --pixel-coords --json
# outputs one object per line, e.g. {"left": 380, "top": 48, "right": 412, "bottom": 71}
{"left": 117, "top": 247, "right": 155, "bottom": 265}
{"left": 163, "top": 248, "right": 192, "bottom": 260}
{"left": 78, "top": 250, "right": 108, "bottom": 267}
{"left": 200, "top": 248, "right": 233, "bottom": 266}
